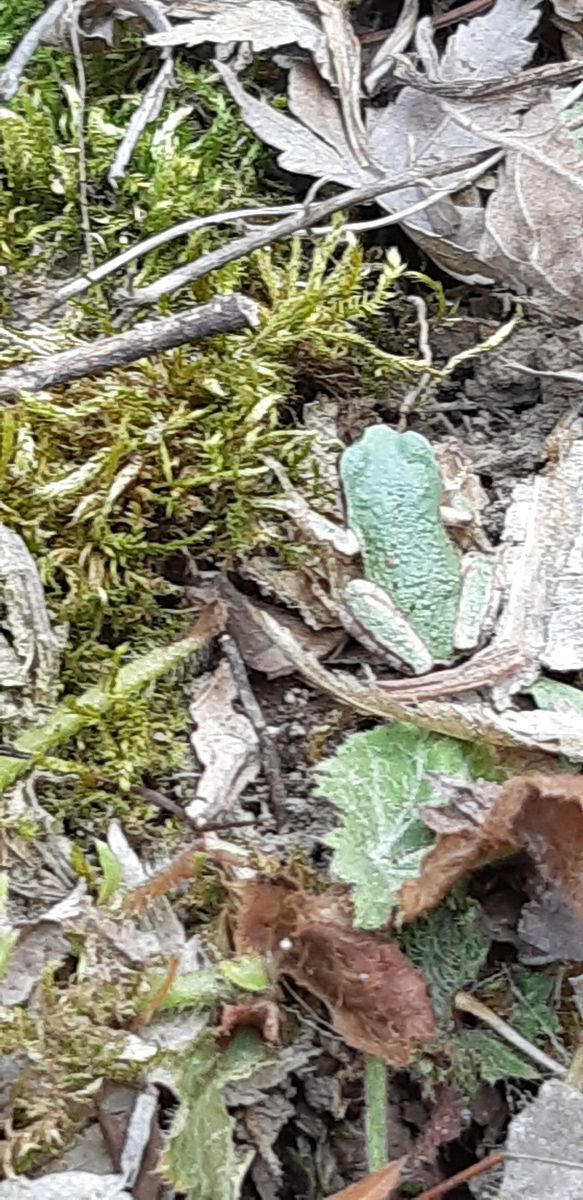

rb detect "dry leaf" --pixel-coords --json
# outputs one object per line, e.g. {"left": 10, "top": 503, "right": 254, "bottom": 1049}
{"left": 325, "top": 1157, "right": 406, "bottom": 1200}
{"left": 150, "top": 0, "right": 336, "bottom": 83}
{"left": 519, "top": 884, "right": 583, "bottom": 964}
{"left": 217, "top": 998, "right": 280, "bottom": 1045}
{"left": 216, "top": 575, "right": 345, "bottom": 676}
{"left": 501, "top": 1078, "right": 583, "bottom": 1199}
{"left": 234, "top": 879, "right": 436, "bottom": 1064}
{"left": 313, "top": 0, "right": 369, "bottom": 166}
{"left": 480, "top": 101, "right": 583, "bottom": 320}
{"left": 188, "top": 658, "right": 260, "bottom": 821}
{"left": 398, "top": 774, "right": 583, "bottom": 923}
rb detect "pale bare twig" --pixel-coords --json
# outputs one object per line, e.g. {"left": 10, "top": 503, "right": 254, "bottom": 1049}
{"left": 37, "top": 150, "right": 500, "bottom": 316}
{"left": 120, "top": 149, "right": 497, "bottom": 309}
{"left": 398, "top": 295, "right": 433, "bottom": 429}
{"left": 0, "top": 296, "right": 259, "bottom": 399}
{"left": 106, "top": 0, "right": 175, "bottom": 186}
{"left": 0, "top": 0, "right": 68, "bottom": 101}
{"left": 68, "top": 0, "right": 94, "bottom": 269}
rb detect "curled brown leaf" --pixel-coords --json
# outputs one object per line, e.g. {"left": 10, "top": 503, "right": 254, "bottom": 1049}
{"left": 398, "top": 774, "right": 583, "bottom": 924}
{"left": 234, "top": 879, "right": 436, "bottom": 1065}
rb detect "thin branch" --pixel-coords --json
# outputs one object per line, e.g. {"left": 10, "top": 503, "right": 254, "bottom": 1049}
{"left": 121, "top": 149, "right": 496, "bottom": 309}
{"left": 412, "top": 1152, "right": 505, "bottom": 1200}
{"left": 454, "top": 990, "right": 567, "bottom": 1077}
{"left": 0, "top": 0, "right": 68, "bottom": 101}
{"left": 40, "top": 150, "right": 500, "bottom": 316}
{"left": 220, "top": 634, "right": 286, "bottom": 827}
{"left": 106, "top": 0, "right": 175, "bottom": 186}
{"left": 0, "top": 295, "right": 259, "bottom": 399}
{"left": 69, "top": 0, "right": 94, "bottom": 268}
{"left": 40, "top": 204, "right": 301, "bottom": 313}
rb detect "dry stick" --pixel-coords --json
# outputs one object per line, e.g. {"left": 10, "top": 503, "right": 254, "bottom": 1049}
{"left": 454, "top": 990, "right": 567, "bottom": 1077}
{"left": 138, "top": 783, "right": 256, "bottom": 834}
{"left": 40, "top": 151, "right": 500, "bottom": 316}
{"left": 105, "top": 0, "right": 175, "bottom": 187}
{"left": 0, "top": 0, "right": 68, "bottom": 101}
{"left": 121, "top": 150, "right": 496, "bottom": 309}
{"left": 0, "top": 295, "right": 259, "bottom": 399}
{"left": 69, "top": 0, "right": 94, "bottom": 269}
{"left": 412, "top": 1151, "right": 505, "bottom": 1200}
{"left": 220, "top": 634, "right": 286, "bottom": 828}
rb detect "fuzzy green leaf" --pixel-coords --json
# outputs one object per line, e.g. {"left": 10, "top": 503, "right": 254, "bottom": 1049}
{"left": 315, "top": 724, "right": 500, "bottom": 929}
{"left": 399, "top": 893, "right": 490, "bottom": 1023}
{"left": 219, "top": 955, "right": 270, "bottom": 992}
{"left": 511, "top": 968, "right": 559, "bottom": 1042}
{"left": 148, "top": 956, "right": 269, "bottom": 1013}
{"left": 163, "top": 1029, "right": 274, "bottom": 1200}
{"left": 96, "top": 840, "right": 123, "bottom": 905}
{"left": 456, "top": 1030, "right": 540, "bottom": 1086}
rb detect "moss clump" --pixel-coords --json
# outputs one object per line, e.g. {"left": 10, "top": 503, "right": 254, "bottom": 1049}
{"left": 0, "top": 22, "right": 436, "bottom": 834}
{"left": 0, "top": 967, "right": 147, "bottom": 1172}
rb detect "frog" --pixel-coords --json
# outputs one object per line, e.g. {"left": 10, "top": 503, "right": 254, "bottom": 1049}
{"left": 338, "top": 425, "right": 496, "bottom": 675}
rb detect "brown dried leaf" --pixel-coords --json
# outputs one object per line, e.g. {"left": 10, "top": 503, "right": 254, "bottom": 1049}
{"left": 398, "top": 774, "right": 583, "bottom": 924}
{"left": 325, "top": 1156, "right": 406, "bottom": 1200}
{"left": 188, "top": 658, "right": 260, "bottom": 821}
{"left": 217, "top": 575, "right": 345, "bottom": 676}
{"left": 234, "top": 879, "right": 436, "bottom": 1065}
{"left": 217, "top": 998, "right": 280, "bottom": 1046}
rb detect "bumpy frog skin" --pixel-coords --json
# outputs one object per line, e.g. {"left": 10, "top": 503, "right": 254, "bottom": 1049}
{"left": 340, "top": 426, "right": 493, "bottom": 673}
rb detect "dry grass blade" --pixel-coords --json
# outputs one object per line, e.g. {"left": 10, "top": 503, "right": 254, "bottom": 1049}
{"left": 325, "top": 1156, "right": 407, "bottom": 1199}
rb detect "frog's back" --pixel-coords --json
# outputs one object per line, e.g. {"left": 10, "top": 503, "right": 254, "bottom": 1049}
{"left": 340, "top": 425, "right": 460, "bottom": 661}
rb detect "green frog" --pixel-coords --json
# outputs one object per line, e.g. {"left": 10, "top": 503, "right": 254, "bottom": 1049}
{"left": 338, "top": 425, "right": 495, "bottom": 674}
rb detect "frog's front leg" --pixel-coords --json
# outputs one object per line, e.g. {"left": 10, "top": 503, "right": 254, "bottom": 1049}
{"left": 343, "top": 579, "right": 434, "bottom": 674}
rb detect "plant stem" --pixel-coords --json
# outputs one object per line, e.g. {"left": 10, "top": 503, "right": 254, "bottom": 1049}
{"left": 365, "top": 1056, "right": 388, "bottom": 1171}
{"left": 0, "top": 603, "right": 225, "bottom": 795}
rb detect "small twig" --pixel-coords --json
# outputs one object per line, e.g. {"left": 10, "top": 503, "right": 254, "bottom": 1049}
{"left": 454, "top": 990, "right": 567, "bottom": 1077}
{"left": 508, "top": 1152, "right": 583, "bottom": 1170}
{"left": 137, "top": 783, "right": 257, "bottom": 834}
{"left": 398, "top": 295, "right": 433, "bottom": 429}
{"left": 106, "top": 0, "right": 175, "bottom": 186}
{"left": 40, "top": 151, "right": 500, "bottom": 316}
{"left": 412, "top": 1151, "right": 505, "bottom": 1200}
{"left": 68, "top": 0, "right": 94, "bottom": 269}
{"left": 0, "top": 295, "right": 258, "bottom": 399}
{"left": 220, "top": 634, "right": 286, "bottom": 827}
{"left": 130, "top": 953, "right": 179, "bottom": 1031}
{"left": 0, "top": 0, "right": 68, "bottom": 101}
{"left": 121, "top": 149, "right": 496, "bottom": 309}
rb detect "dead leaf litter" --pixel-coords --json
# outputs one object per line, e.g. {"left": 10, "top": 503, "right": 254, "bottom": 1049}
{"left": 2, "top": 0, "right": 583, "bottom": 1196}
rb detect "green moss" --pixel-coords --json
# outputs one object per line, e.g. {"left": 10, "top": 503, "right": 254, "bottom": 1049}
{"left": 0, "top": 32, "right": 435, "bottom": 836}
{"left": 0, "top": 967, "right": 147, "bottom": 1170}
